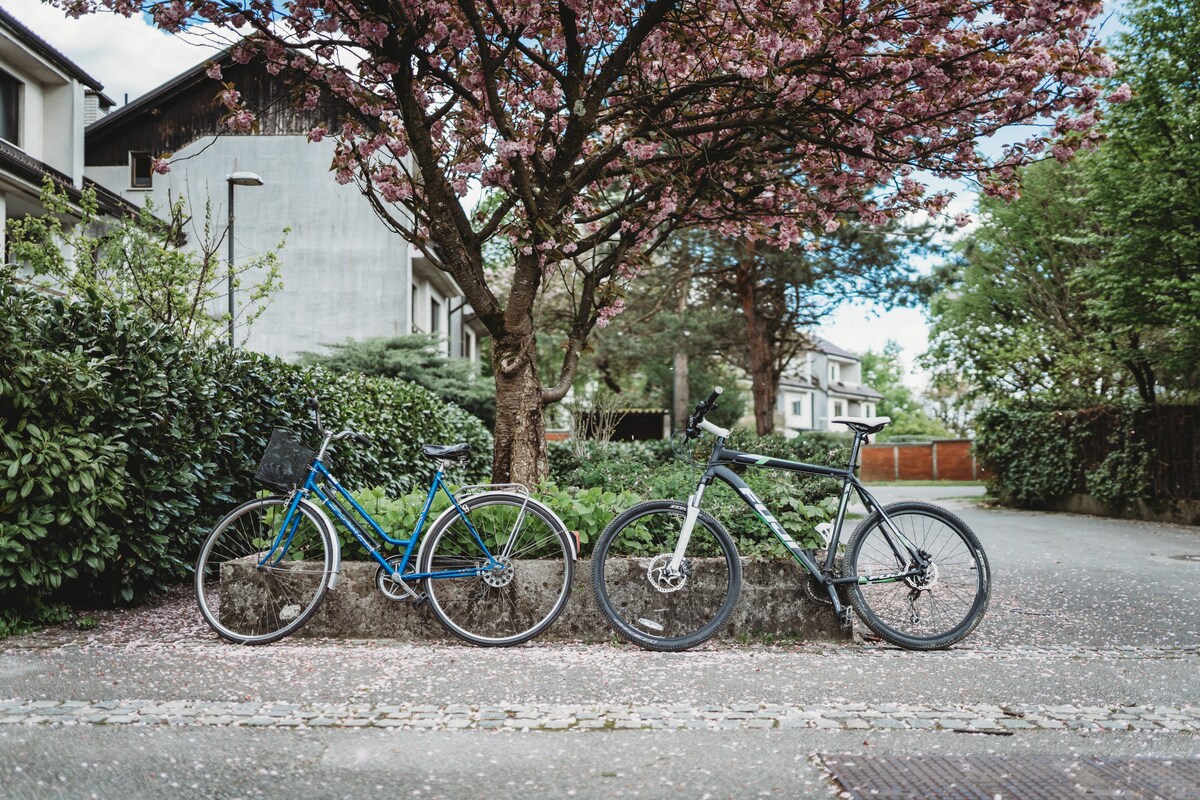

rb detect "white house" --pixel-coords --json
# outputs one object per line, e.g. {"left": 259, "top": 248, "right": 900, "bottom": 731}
{"left": 775, "top": 337, "right": 884, "bottom": 434}
{"left": 83, "top": 48, "right": 485, "bottom": 362}
{"left": 0, "top": 7, "right": 129, "bottom": 260}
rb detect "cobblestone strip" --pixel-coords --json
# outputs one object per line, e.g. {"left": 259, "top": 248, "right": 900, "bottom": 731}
{"left": 0, "top": 699, "right": 1197, "bottom": 733}
{"left": 854, "top": 645, "right": 1200, "bottom": 661}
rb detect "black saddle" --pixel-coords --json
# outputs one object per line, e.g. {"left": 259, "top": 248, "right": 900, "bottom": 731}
{"left": 421, "top": 443, "right": 471, "bottom": 460}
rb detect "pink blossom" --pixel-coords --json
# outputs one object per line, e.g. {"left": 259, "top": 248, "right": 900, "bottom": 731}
{"left": 596, "top": 298, "right": 625, "bottom": 328}
{"left": 1106, "top": 83, "right": 1132, "bottom": 104}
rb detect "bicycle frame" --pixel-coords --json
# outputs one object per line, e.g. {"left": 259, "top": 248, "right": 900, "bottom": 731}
{"left": 677, "top": 429, "right": 930, "bottom": 618}
{"left": 263, "top": 458, "right": 504, "bottom": 584}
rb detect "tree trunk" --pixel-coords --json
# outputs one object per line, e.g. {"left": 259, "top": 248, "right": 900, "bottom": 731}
{"left": 490, "top": 329, "right": 548, "bottom": 485}
{"left": 672, "top": 287, "right": 690, "bottom": 429}
{"left": 734, "top": 248, "right": 777, "bottom": 436}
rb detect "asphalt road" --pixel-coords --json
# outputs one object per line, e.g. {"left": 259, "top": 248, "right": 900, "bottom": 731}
{"left": 2, "top": 488, "right": 1198, "bottom": 799}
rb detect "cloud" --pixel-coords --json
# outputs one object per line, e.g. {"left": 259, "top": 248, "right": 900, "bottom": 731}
{"left": 5, "top": 0, "right": 219, "bottom": 104}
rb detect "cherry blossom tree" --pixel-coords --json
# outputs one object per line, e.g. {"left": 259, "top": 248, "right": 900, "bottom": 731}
{"left": 58, "top": 0, "right": 1113, "bottom": 483}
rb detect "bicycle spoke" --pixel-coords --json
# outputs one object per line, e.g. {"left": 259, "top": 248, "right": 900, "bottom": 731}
{"left": 848, "top": 503, "right": 989, "bottom": 650}
{"left": 592, "top": 501, "right": 741, "bottom": 652}
{"left": 422, "top": 496, "right": 572, "bottom": 646}
{"left": 195, "top": 498, "right": 332, "bottom": 645}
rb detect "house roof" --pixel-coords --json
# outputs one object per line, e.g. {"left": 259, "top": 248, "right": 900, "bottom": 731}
{"left": 0, "top": 7, "right": 109, "bottom": 100}
{"left": 809, "top": 336, "right": 860, "bottom": 361}
{"left": 85, "top": 47, "right": 221, "bottom": 138}
{"left": 1, "top": 138, "right": 144, "bottom": 220}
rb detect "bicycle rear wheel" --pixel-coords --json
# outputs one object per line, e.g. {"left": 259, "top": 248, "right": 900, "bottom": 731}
{"left": 592, "top": 500, "right": 741, "bottom": 652}
{"left": 418, "top": 493, "right": 573, "bottom": 646}
{"left": 195, "top": 496, "right": 335, "bottom": 645}
{"left": 846, "top": 501, "right": 990, "bottom": 650}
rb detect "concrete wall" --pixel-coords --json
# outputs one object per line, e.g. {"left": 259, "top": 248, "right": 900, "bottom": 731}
{"left": 87, "top": 134, "right": 412, "bottom": 359}
{"left": 252, "top": 559, "right": 852, "bottom": 643}
{"left": 861, "top": 440, "right": 983, "bottom": 482}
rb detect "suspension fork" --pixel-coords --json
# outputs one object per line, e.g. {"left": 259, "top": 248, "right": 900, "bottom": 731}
{"left": 667, "top": 482, "right": 709, "bottom": 573}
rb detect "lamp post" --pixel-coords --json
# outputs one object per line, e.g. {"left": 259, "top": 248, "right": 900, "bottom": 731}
{"left": 226, "top": 171, "right": 264, "bottom": 347}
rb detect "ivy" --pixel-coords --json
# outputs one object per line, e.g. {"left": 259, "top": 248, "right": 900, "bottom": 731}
{"left": 975, "top": 405, "right": 1167, "bottom": 511}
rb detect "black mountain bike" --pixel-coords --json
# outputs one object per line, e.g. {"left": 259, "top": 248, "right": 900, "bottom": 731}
{"left": 591, "top": 387, "right": 991, "bottom": 651}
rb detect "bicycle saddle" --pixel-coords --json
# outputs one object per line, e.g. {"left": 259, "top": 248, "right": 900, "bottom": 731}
{"left": 421, "top": 443, "right": 472, "bottom": 459}
{"left": 832, "top": 416, "right": 892, "bottom": 435}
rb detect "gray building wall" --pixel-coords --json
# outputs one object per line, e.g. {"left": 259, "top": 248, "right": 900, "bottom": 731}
{"left": 86, "top": 133, "right": 413, "bottom": 359}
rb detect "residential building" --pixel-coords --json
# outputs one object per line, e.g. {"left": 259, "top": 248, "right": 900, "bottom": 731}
{"left": 0, "top": 7, "right": 129, "bottom": 260}
{"left": 775, "top": 337, "right": 884, "bottom": 434}
{"left": 83, "top": 48, "right": 484, "bottom": 362}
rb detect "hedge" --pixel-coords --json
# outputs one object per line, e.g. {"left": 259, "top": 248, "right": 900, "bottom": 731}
{"left": 974, "top": 404, "right": 1199, "bottom": 510}
{"left": 0, "top": 283, "right": 490, "bottom": 632}
{"left": 546, "top": 431, "right": 852, "bottom": 556}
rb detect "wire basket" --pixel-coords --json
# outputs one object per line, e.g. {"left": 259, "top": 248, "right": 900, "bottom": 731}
{"left": 254, "top": 429, "right": 316, "bottom": 492}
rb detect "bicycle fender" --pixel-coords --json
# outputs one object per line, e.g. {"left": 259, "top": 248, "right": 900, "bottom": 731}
{"left": 297, "top": 496, "right": 342, "bottom": 589}
{"left": 527, "top": 497, "right": 577, "bottom": 560}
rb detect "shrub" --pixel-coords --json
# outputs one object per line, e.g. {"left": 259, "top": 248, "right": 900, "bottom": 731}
{"left": 0, "top": 281, "right": 490, "bottom": 631}
{"left": 547, "top": 431, "right": 849, "bottom": 554}
{"left": 973, "top": 404, "right": 1188, "bottom": 510}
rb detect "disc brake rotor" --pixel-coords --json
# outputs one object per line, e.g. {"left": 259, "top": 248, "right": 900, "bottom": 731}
{"left": 646, "top": 554, "right": 688, "bottom": 593}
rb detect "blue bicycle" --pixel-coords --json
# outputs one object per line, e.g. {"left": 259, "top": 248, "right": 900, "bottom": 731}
{"left": 195, "top": 400, "right": 576, "bottom": 646}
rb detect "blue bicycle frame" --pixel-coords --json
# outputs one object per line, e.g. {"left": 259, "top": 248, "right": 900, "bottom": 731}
{"left": 263, "top": 457, "right": 503, "bottom": 583}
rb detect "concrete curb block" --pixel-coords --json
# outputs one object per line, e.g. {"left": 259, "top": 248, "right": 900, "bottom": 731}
{"left": 279, "top": 558, "right": 852, "bottom": 643}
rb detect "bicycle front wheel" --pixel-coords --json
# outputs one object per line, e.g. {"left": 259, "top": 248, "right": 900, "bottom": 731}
{"left": 418, "top": 493, "right": 573, "bottom": 646}
{"left": 846, "top": 501, "right": 990, "bottom": 650}
{"left": 592, "top": 500, "right": 741, "bottom": 652}
{"left": 195, "top": 496, "right": 335, "bottom": 645}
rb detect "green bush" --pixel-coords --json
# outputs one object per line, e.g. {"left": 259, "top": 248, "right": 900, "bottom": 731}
{"left": 547, "top": 431, "right": 849, "bottom": 554}
{"left": 0, "top": 282, "right": 490, "bottom": 632}
{"left": 975, "top": 404, "right": 1167, "bottom": 510}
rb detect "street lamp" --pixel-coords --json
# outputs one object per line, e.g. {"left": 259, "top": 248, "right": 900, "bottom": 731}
{"left": 226, "top": 171, "right": 264, "bottom": 347}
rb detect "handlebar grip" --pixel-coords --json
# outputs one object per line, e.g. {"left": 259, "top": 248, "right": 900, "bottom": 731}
{"left": 352, "top": 433, "right": 372, "bottom": 447}
{"left": 685, "top": 386, "right": 724, "bottom": 438}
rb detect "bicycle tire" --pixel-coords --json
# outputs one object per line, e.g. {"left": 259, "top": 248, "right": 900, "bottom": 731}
{"left": 592, "top": 500, "right": 742, "bottom": 652}
{"left": 195, "top": 496, "right": 335, "bottom": 645}
{"left": 418, "top": 493, "right": 573, "bottom": 646}
{"left": 846, "top": 501, "right": 990, "bottom": 650}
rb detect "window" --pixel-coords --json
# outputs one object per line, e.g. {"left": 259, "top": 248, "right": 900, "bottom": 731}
{"left": 828, "top": 361, "right": 841, "bottom": 384}
{"left": 430, "top": 296, "right": 442, "bottom": 334}
{"left": 832, "top": 399, "right": 846, "bottom": 418}
{"left": 862, "top": 402, "right": 875, "bottom": 418}
{"left": 0, "top": 69, "right": 20, "bottom": 145}
{"left": 463, "top": 327, "right": 477, "bottom": 361}
{"left": 791, "top": 400, "right": 804, "bottom": 416}
{"left": 131, "top": 152, "right": 153, "bottom": 188}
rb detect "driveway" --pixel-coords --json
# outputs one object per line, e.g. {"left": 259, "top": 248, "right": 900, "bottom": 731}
{"left": 1, "top": 494, "right": 1197, "bottom": 799}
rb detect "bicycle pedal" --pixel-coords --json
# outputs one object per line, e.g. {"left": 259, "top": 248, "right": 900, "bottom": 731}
{"left": 410, "top": 593, "right": 428, "bottom": 609}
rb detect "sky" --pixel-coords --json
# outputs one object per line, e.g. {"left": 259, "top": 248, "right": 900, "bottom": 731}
{"left": 13, "top": 0, "right": 1130, "bottom": 389}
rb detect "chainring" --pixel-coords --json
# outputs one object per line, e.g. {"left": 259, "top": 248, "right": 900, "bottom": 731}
{"left": 375, "top": 555, "right": 420, "bottom": 601}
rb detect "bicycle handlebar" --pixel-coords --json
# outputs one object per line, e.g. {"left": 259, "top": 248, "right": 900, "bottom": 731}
{"left": 307, "top": 397, "right": 371, "bottom": 448}
{"left": 686, "top": 386, "right": 723, "bottom": 439}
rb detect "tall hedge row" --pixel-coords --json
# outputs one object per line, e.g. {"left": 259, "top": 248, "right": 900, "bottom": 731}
{"left": 974, "top": 404, "right": 1199, "bottom": 510}
{"left": 0, "top": 284, "right": 490, "bottom": 630}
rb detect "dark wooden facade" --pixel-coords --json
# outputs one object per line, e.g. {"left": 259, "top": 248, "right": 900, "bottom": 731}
{"left": 86, "top": 55, "right": 344, "bottom": 167}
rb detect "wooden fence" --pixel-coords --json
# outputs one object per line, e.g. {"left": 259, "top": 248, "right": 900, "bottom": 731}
{"left": 861, "top": 440, "right": 983, "bottom": 482}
